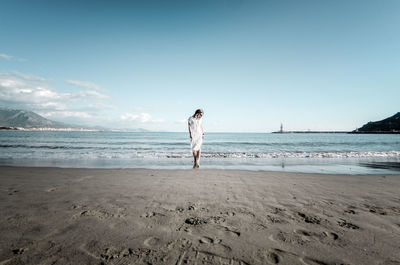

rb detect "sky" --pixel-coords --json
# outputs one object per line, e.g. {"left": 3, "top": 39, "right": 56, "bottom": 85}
{"left": 0, "top": 0, "right": 399, "bottom": 132}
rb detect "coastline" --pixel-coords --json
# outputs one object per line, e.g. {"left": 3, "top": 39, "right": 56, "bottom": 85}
{"left": 1, "top": 157, "right": 400, "bottom": 175}
{"left": 2, "top": 131, "right": 400, "bottom": 174}
{"left": 1, "top": 166, "right": 400, "bottom": 264}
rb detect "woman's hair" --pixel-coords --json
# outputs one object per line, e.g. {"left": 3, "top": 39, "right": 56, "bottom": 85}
{"left": 193, "top": 109, "right": 203, "bottom": 116}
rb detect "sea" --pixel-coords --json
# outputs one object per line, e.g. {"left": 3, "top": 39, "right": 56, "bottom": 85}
{"left": 0, "top": 131, "right": 400, "bottom": 174}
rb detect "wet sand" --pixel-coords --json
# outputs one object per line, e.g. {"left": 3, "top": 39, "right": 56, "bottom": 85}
{"left": 0, "top": 166, "right": 399, "bottom": 265}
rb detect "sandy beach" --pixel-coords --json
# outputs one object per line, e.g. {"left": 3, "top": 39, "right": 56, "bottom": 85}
{"left": 0, "top": 167, "right": 399, "bottom": 265}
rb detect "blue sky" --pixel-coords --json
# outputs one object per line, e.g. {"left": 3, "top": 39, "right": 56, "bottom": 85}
{"left": 1, "top": 0, "right": 399, "bottom": 132}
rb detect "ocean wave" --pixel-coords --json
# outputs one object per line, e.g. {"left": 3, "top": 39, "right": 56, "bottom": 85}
{"left": 198, "top": 151, "right": 400, "bottom": 158}
{"left": 204, "top": 141, "right": 400, "bottom": 146}
{"left": 97, "top": 151, "right": 400, "bottom": 159}
{"left": 1, "top": 150, "right": 400, "bottom": 159}
{"left": 0, "top": 144, "right": 186, "bottom": 151}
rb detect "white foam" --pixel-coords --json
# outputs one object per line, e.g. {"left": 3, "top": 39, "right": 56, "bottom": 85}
{"left": 2, "top": 149, "right": 400, "bottom": 160}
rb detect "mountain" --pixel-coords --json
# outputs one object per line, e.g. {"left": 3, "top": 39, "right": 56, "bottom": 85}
{"left": 0, "top": 109, "right": 150, "bottom": 131}
{"left": 354, "top": 112, "right": 400, "bottom": 133}
{"left": 0, "top": 109, "right": 84, "bottom": 129}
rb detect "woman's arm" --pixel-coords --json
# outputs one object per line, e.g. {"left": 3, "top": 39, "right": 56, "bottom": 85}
{"left": 188, "top": 120, "right": 192, "bottom": 139}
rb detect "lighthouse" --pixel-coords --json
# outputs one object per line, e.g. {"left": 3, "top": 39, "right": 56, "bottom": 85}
{"left": 280, "top": 123, "right": 283, "bottom": 133}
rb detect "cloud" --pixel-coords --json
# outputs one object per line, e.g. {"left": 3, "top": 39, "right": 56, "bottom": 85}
{"left": 69, "top": 90, "right": 108, "bottom": 100}
{"left": 0, "top": 71, "right": 111, "bottom": 125}
{"left": 12, "top": 71, "right": 46, "bottom": 81}
{"left": 37, "top": 102, "right": 66, "bottom": 110}
{"left": 0, "top": 54, "right": 26, "bottom": 62}
{"left": 140, "top": 113, "right": 151, "bottom": 122}
{"left": 0, "top": 72, "right": 108, "bottom": 106}
{"left": 121, "top": 112, "right": 164, "bottom": 123}
{"left": 39, "top": 111, "right": 92, "bottom": 119}
{"left": 0, "top": 71, "right": 158, "bottom": 129}
{"left": 121, "top": 113, "right": 139, "bottom": 121}
{"left": 0, "top": 72, "right": 61, "bottom": 105}
{"left": 67, "top": 80, "right": 103, "bottom": 91}
{"left": 0, "top": 53, "right": 13, "bottom": 60}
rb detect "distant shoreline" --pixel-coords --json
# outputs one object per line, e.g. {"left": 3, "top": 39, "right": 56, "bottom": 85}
{"left": 0, "top": 126, "right": 100, "bottom": 132}
{"left": 350, "top": 131, "right": 400, "bottom": 134}
{"left": 272, "top": 131, "right": 350, "bottom": 134}
{"left": 273, "top": 131, "right": 400, "bottom": 134}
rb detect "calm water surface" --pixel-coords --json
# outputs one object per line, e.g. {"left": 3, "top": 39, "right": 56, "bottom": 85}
{"left": 1, "top": 131, "right": 399, "bottom": 174}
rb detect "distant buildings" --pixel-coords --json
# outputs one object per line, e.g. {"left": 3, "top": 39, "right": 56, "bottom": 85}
{"left": 0, "top": 127, "right": 100, "bottom": 131}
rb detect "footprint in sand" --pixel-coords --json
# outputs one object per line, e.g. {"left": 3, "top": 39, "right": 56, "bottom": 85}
{"left": 338, "top": 219, "right": 359, "bottom": 229}
{"left": 220, "top": 225, "right": 241, "bottom": 237}
{"left": 264, "top": 249, "right": 332, "bottom": 265}
{"left": 180, "top": 215, "right": 240, "bottom": 246}
{"left": 199, "top": 236, "right": 214, "bottom": 244}
{"left": 270, "top": 229, "right": 339, "bottom": 247}
{"left": 363, "top": 204, "right": 400, "bottom": 216}
{"left": 208, "top": 216, "right": 226, "bottom": 224}
{"left": 296, "top": 229, "right": 340, "bottom": 245}
{"left": 220, "top": 211, "right": 236, "bottom": 217}
{"left": 344, "top": 205, "right": 357, "bottom": 214}
{"left": 175, "top": 203, "right": 200, "bottom": 213}
{"left": 73, "top": 209, "right": 124, "bottom": 220}
{"left": 300, "top": 257, "right": 331, "bottom": 265}
{"left": 185, "top": 217, "right": 208, "bottom": 226}
{"left": 264, "top": 249, "right": 304, "bottom": 264}
{"left": 265, "top": 207, "right": 295, "bottom": 224}
{"left": 322, "top": 231, "right": 339, "bottom": 240}
{"left": 99, "top": 247, "right": 135, "bottom": 264}
{"left": 297, "top": 212, "right": 322, "bottom": 224}
{"left": 175, "top": 250, "right": 250, "bottom": 265}
{"left": 100, "top": 247, "right": 166, "bottom": 265}
{"left": 198, "top": 236, "right": 232, "bottom": 254}
{"left": 265, "top": 249, "right": 282, "bottom": 264}
{"left": 88, "top": 239, "right": 247, "bottom": 265}
{"left": 344, "top": 209, "right": 356, "bottom": 214}
{"left": 144, "top": 237, "right": 163, "bottom": 248}
{"left": 295, "top": 229, "right": 339, "bottom": 241}
{"left": 271, "top": 207, "right": 286, "bottom": 214}
{"left": 363, "top": 204, "right": 388, "bottom": 215}
{"left": 167, "top": 238, "right": 193, "bottom": 251}
{"left": 266, "top": 214, "right": 289, "bottom": 224}
{"left": 269, "top": 231, "right": 309, "bottom": 245}
{"left": 140, "top": 212, "right": 165, "bottom": 218}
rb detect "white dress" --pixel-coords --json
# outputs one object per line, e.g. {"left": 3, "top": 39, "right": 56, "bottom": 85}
{"left": 188, "top": 116, "right": 203, "bottom": 151}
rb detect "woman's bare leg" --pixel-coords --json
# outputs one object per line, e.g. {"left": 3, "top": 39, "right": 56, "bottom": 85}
{"left": 196, "top": 149, "right": 201, "bottom": 168}
{"left": 192, "top": 151, "right": 197, "bottom": 168}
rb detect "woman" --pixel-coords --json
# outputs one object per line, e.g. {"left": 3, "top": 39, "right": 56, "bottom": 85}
{"left": 188, "top": 109, "right": 204, "bottom": 168}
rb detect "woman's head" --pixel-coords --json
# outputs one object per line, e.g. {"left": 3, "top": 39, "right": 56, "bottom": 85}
{"left": 193, "top": 109, "right": 204, "bottom": 118}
